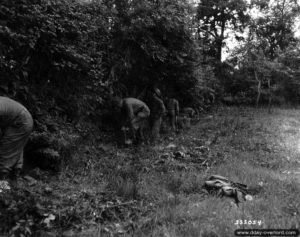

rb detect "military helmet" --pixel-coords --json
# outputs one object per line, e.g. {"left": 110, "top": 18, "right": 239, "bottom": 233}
{"left": 153, "top": 88, "right": 162, "bottom": 98}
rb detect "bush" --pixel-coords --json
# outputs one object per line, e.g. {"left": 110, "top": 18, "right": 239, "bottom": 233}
{"left": 0, "top": 0, "right": 108, "bottom": 121}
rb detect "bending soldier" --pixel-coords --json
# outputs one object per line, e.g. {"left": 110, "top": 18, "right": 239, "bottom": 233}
{"left": 114, "top": 97, "right": 150, "bottom": 144}
{"left": 0, "top": 96, "right": 33, "bottom": 180}
{"left": 166, "top": 97, "right": 179, "bottom": 132}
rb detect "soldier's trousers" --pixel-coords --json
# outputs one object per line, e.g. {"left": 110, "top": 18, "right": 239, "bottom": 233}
{"left": 131, "top": 111, "right": 149, "bottom": 141}
{"left": 151, "top": 116, "right": 162, "bottom": 143}
{"left": 168, "top": 111, "right": 177, "bottom": 131}
{"left": 0, "top": 109, "right": 33, "bottom": 178}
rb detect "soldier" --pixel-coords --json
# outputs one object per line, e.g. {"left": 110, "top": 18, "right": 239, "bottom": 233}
{"left": 148, "top": 88, "right": 166, "bottom": 143}
{"left": 0, "top": 96, "right": 33, "bottom": 181}
{"left": 166, "top": 97, "right": 179, "bottom": 132}
{"left": 113, "top": 97, "right": 150, "bottom": 144}
{"left": 182, "top": 107, "right": 196, "bottom": 118}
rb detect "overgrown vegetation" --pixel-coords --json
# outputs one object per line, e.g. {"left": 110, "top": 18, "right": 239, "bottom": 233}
{"left": 1, "top": 0, "right": 299, "bottom": 125}
{"left": 222, "top": 0, "right": 300, "bottom": 106}
{"left": 1, "top": 0, "right": 300, "bottom": 235}
{"left": 1, "top": 107, "right": 300, "bottom": 236}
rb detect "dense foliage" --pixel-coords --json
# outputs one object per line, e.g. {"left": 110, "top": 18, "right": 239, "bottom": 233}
{"left": 221, "top": 0, "right": 300, "bottom": 106}
{"left": 0, "top": 0, "right": 108, "bottom": 120}
{"left": 196, "top": 0, "right": 250, "bottom": 61}
{"left": 1, "top": 0, "right": 300, "bottom": 235}
{"left": 108, "top": 0, "right": 201, "bottom": 105}
{"left": 0, "top": 0, "right": 217, "bottom": 171}
{"left": 0, "top": 0, "right": 210, "bottom": 119}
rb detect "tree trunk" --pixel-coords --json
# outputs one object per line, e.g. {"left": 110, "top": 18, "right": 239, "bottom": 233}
{"left": 215, "top": 39, "right": 222, "bottom": 62}
{"left": 267, "top": 77, "right": 272, "bottom": 113}
{"left": 217, "top": 19, "right": 226, "bottom": 62}
{"left": 254, "top": 71, "right": 261, "bottom": 108}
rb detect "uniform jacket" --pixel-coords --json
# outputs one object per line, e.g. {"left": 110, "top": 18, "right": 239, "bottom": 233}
{"left": 167, "top": 98, "right": 179, "bottom": 116}
{"left": 121, "top": 98, "right": 150, "bottom": 122}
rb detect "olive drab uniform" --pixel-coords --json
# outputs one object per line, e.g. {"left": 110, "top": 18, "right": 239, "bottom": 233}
{"left": 166, "top": 98, "right": 179, "bottom": 132}
{"left": 0, "top": 97, "right": 33, "bottom": 179}
{"left": 149, "top": 90, "right": 166, "bottom": 143}
{"left": 182, "top": 107, "right": 196, "bottom": 118}
{"left": 121, "top": 98, "right": 150, "bottom": 142}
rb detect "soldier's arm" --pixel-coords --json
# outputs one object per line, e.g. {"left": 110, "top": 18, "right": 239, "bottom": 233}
{"left": 175, "top": 100, "right": 179, "bottom": 115}
{"left": 142, "top": 103, "right": 150, "bottom": 116}
{"left": 123, "top": 102, "right": 137, "bottom": 139}
{"left": 158, "top": 98, "right": 166, "bottom": 114}
{"left": 123, "top": 101, "right": 134, "bottom": 123}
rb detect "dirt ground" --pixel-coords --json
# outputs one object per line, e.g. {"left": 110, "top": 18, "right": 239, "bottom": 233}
{"left": 1, "top": 106, "right": 300, "bottom": 236}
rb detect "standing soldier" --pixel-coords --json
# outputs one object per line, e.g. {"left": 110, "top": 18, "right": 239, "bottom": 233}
{"left": 166, "top": 97, "right": 179, "bottom": 132}
{"left": 0, "top": 96, "right": 33, "bottom": 181}
{"left": 148, "top": 88, "right": 166, "bottom": 143}
{"left": 113, "top": 97, "right": 150, "bottom": 144}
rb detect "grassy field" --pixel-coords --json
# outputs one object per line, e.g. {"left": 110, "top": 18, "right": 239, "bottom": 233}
{"left": 128, "top": 106, "right": 300, "bottom": 237}
{"left": 1, "top": 106, "right": 300, "bottom": 236}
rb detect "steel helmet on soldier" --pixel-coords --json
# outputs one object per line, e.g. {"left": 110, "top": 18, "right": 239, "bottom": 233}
{"left": 153, "top": 88, "right": 162, "bottom": 98}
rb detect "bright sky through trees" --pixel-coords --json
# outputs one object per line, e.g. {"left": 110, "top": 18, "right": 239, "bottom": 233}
{"left": 190, "top": 0, "right": 300, "bottom": 60}
{"left": 222, "top": 1, "right": 300, "bottom": 60}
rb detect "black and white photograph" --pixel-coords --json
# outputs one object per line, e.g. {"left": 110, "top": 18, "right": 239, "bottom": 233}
{"left": 0, "top": 0, "right": 300, "bottom": 236}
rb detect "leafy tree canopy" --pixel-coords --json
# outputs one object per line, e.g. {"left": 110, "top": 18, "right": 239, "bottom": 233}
{"left": 196, "top": 0, "right": 250, "bottom": 61}
{"left": 251, "top": 0, "right": 300, "bottom": 59}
